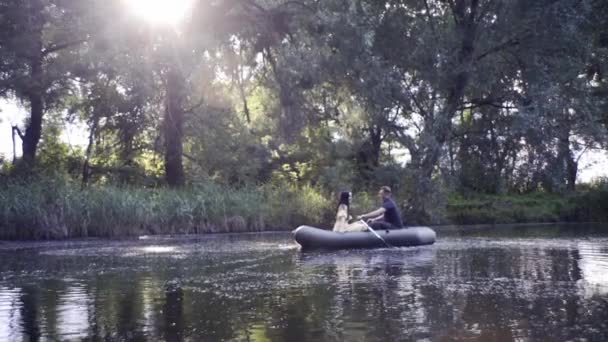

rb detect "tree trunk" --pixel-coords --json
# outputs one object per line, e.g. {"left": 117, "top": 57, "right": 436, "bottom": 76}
{"left": 557, "top": 114, "right": 577, "bottom": 192}
{"left": 448, "top": 137, "right": 456, "bottom": 177}
{"left": 488, "top": 108, "right": 507, "bottom": 194}
{"left": 423, "top": 3, "right": 476, "bottom": 173}
{"left": 409, "top": 0, "right": 479, "bottom": 221}
{"left": 558, "top": 133, "right": 577, "bottom": 192}
{"left": 370, "top": 125, "right": 382, "bottom": 167}
{"left": 82, "top": 114, "right": 99, "bottom": 187}
{"left": 22, "top": 57, "right": 44, "bottom": 164}
{"left": 356, "top": 124, "right": 383, "bottom": 184}
{"left": 21, "top": 0, "right": 45, "bottom": 165}
{"left": 22, "top": 92, "right": 44, "bottom": 163}
{"left": 566, "top": 156, "right": 577, "bottom": 192}
{"left": 164, "top": 66, "right": 186, "bottom": 187}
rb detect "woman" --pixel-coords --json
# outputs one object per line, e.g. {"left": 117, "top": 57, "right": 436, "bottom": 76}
{"left": 332, "top": 191, "right": 367, "bottom": 233}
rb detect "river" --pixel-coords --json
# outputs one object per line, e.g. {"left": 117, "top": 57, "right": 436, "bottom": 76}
{"left": 0, "top": 224, "right": 607, "bottom": 341}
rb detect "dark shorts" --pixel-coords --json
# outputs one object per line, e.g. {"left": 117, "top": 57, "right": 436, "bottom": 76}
{"left": 369, "top": 221, "right": 402, "bottom": 231}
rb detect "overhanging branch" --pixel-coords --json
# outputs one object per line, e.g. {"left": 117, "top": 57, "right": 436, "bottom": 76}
{"left": 12, "top": 125, "right": 25, "bottom": 140}
{"left": 42, "top": 39, "right": 87, "bottom": 56}
{"left": 474, "top": 30, "right": 531, "bottom": 62}
{"left": 460, "top": 97, "right": 515, "bottom": 110}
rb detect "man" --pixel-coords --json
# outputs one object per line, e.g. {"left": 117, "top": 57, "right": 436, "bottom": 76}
{"left": 356, "top": 186, "right": 404, "bottom": 230}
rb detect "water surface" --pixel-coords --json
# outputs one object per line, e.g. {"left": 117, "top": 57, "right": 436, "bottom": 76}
{"left": 1, "top": 224, "right": 607, "bottom": 341}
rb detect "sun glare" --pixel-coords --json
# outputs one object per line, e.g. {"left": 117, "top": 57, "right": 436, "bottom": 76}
{"left": 124, "top": 0, "right": 194, "bottom": 25}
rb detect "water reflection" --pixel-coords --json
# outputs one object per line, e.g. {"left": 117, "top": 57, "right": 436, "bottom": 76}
{"left": 56, "top": 284, "right": 90, "bottom": 339}
{"left": 0, "top": 226, "right": 606, "bottom": 341}
{"left": 578, "top": 241, "right": 608, "bottom": 297}
{"left": 140, "top": 245, "right": 178, "bottom": 254}
{"left": 0, "top": 287, "right": 22, "bottom": 341}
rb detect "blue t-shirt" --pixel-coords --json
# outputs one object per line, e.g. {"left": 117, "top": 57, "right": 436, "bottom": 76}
{"left": 382, "top": 198, "right": 404, "bottom": 228}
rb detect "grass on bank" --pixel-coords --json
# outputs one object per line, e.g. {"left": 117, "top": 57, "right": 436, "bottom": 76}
{"left": 0, "top": 176, "right": 337, "bottom": 239}
{"left": 446, "top": 188, "right": 608, "bottom": 225}
{"left": 1, "top": 175, "right": 607, "bottom": 239}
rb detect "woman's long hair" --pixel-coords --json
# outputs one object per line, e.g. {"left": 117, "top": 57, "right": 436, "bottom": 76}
{"left": 333, "top": 191, "right": 353, "bottom": 231}
{"left": 337, "top": 191, "right": 351, "bottom": 210}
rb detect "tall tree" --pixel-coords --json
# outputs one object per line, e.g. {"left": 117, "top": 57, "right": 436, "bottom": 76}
{"left": 0, "top": 0, "right": 94, "bottom": 165}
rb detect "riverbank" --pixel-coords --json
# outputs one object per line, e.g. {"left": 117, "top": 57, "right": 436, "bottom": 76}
{"left": 446, "top": 190, "right": 608, "bottom": 224}
{"left": 0, "top": 176, "right": 335, "bottom": 239}
{"left": 1, "top": 176, "right": 607, "bottom": 239}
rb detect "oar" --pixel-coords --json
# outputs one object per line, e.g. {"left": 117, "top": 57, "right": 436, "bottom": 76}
{"left": 359, "top": 220, "right": 393, "bottom": 248}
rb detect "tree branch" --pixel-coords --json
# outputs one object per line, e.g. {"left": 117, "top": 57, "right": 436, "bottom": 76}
{"left": 390, "top": 123, "right": 418, "bottom": 154}
{"left": 182, "top": 152, "right": 201, "bottom": 163}
{"left": 460, "top": 104, "right": 516, "bottom": 110}
{"left": 402, "top": 79, "right": 429, "bottom": 117}
{"left": 422, "top": 0, "right": 437, "bottom": 35}
{"left": 575, "top": 145, "right": 590, "bottom": 164}
{"left": 469, "top": 0, "right": 480, "bottom": 23}
{"left": 42, "top": 39, "right": 87, "bottom": 56}
{"left": 12, "top": 125, "right": 25, "bottom": 140}
{"left": 474, "top": 30, "right": 531, "bottom": 62}
{"left": 184, "top": 97, "right": 206, "bottom": 114}
{"left": 460, "top": 97, "right": 515, "bottom": 110}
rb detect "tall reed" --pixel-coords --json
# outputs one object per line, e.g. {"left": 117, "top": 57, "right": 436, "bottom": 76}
{"left": 0, "top": 176, "right": 334, "bottom": 239}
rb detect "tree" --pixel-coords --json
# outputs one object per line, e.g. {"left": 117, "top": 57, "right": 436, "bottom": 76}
{"left": 0, "top": 0, "right": 96, "bottom": 166}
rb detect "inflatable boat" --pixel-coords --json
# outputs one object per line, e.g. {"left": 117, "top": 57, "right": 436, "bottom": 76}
{"left": 293, "top": 225, "right": 436, "bottom": 250}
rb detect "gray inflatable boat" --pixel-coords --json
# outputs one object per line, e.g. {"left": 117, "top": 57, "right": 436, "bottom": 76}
{"left": 293, "top": 225, "right": 436, "bottom": 250}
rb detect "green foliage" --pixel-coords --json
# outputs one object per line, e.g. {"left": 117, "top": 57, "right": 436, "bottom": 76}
{"left": 2, "top": 0, "right": 608, "bottom": 234}
{"left": 1, "top": 172, "right": 606, "bottom": 240}
{"left": 446, "top": 190, "right": 608, "bottom": 225}
{"left": 0, "top": 176, "right": 335, "bottom": 239}
{"left": 36, "top": 111, "right": 84, "bottom": 176}
{"left": 185, "top": 104, "right": 271, "bottom": 184}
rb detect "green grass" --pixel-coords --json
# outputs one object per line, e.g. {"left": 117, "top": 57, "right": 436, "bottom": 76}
{"left": 1, "top": 175, "right": 606, "bottom": 239}
{"left": 0, "top": 176, "right": 334, "bottom": 239}
{"left": 446, "top": 190, "right": 608, "bottom": 225}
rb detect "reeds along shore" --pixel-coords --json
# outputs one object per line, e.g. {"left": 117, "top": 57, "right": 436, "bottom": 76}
{"left": 0, "top": 176, "right": 335, "bottom": 239}
{"left": 1, "top": 176, "right": 607, "bottom": 240}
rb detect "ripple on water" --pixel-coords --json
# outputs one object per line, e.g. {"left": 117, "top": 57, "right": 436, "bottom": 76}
{"left": 0, "top": 287, "right": 23, "bottom": 341}
{"left": 38, "top": 238, "right": 300, "bottom": 258}
{"left": 54, "top": 284, "right": 91, "bottom": 340}
{"left": 577, "top": 241, "right": 608, "bottom": 297}
{"left": 1, "top": 230, "right": 608, "bottom": 341}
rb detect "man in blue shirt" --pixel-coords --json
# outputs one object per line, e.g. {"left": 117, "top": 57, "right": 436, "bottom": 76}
{"left": 356, "top": 186, "right": 404, "bottom": 230}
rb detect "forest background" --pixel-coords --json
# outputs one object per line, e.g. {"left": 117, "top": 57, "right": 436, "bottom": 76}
{"left": 1, "top": 0, "right": 607, "bottom": 239}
